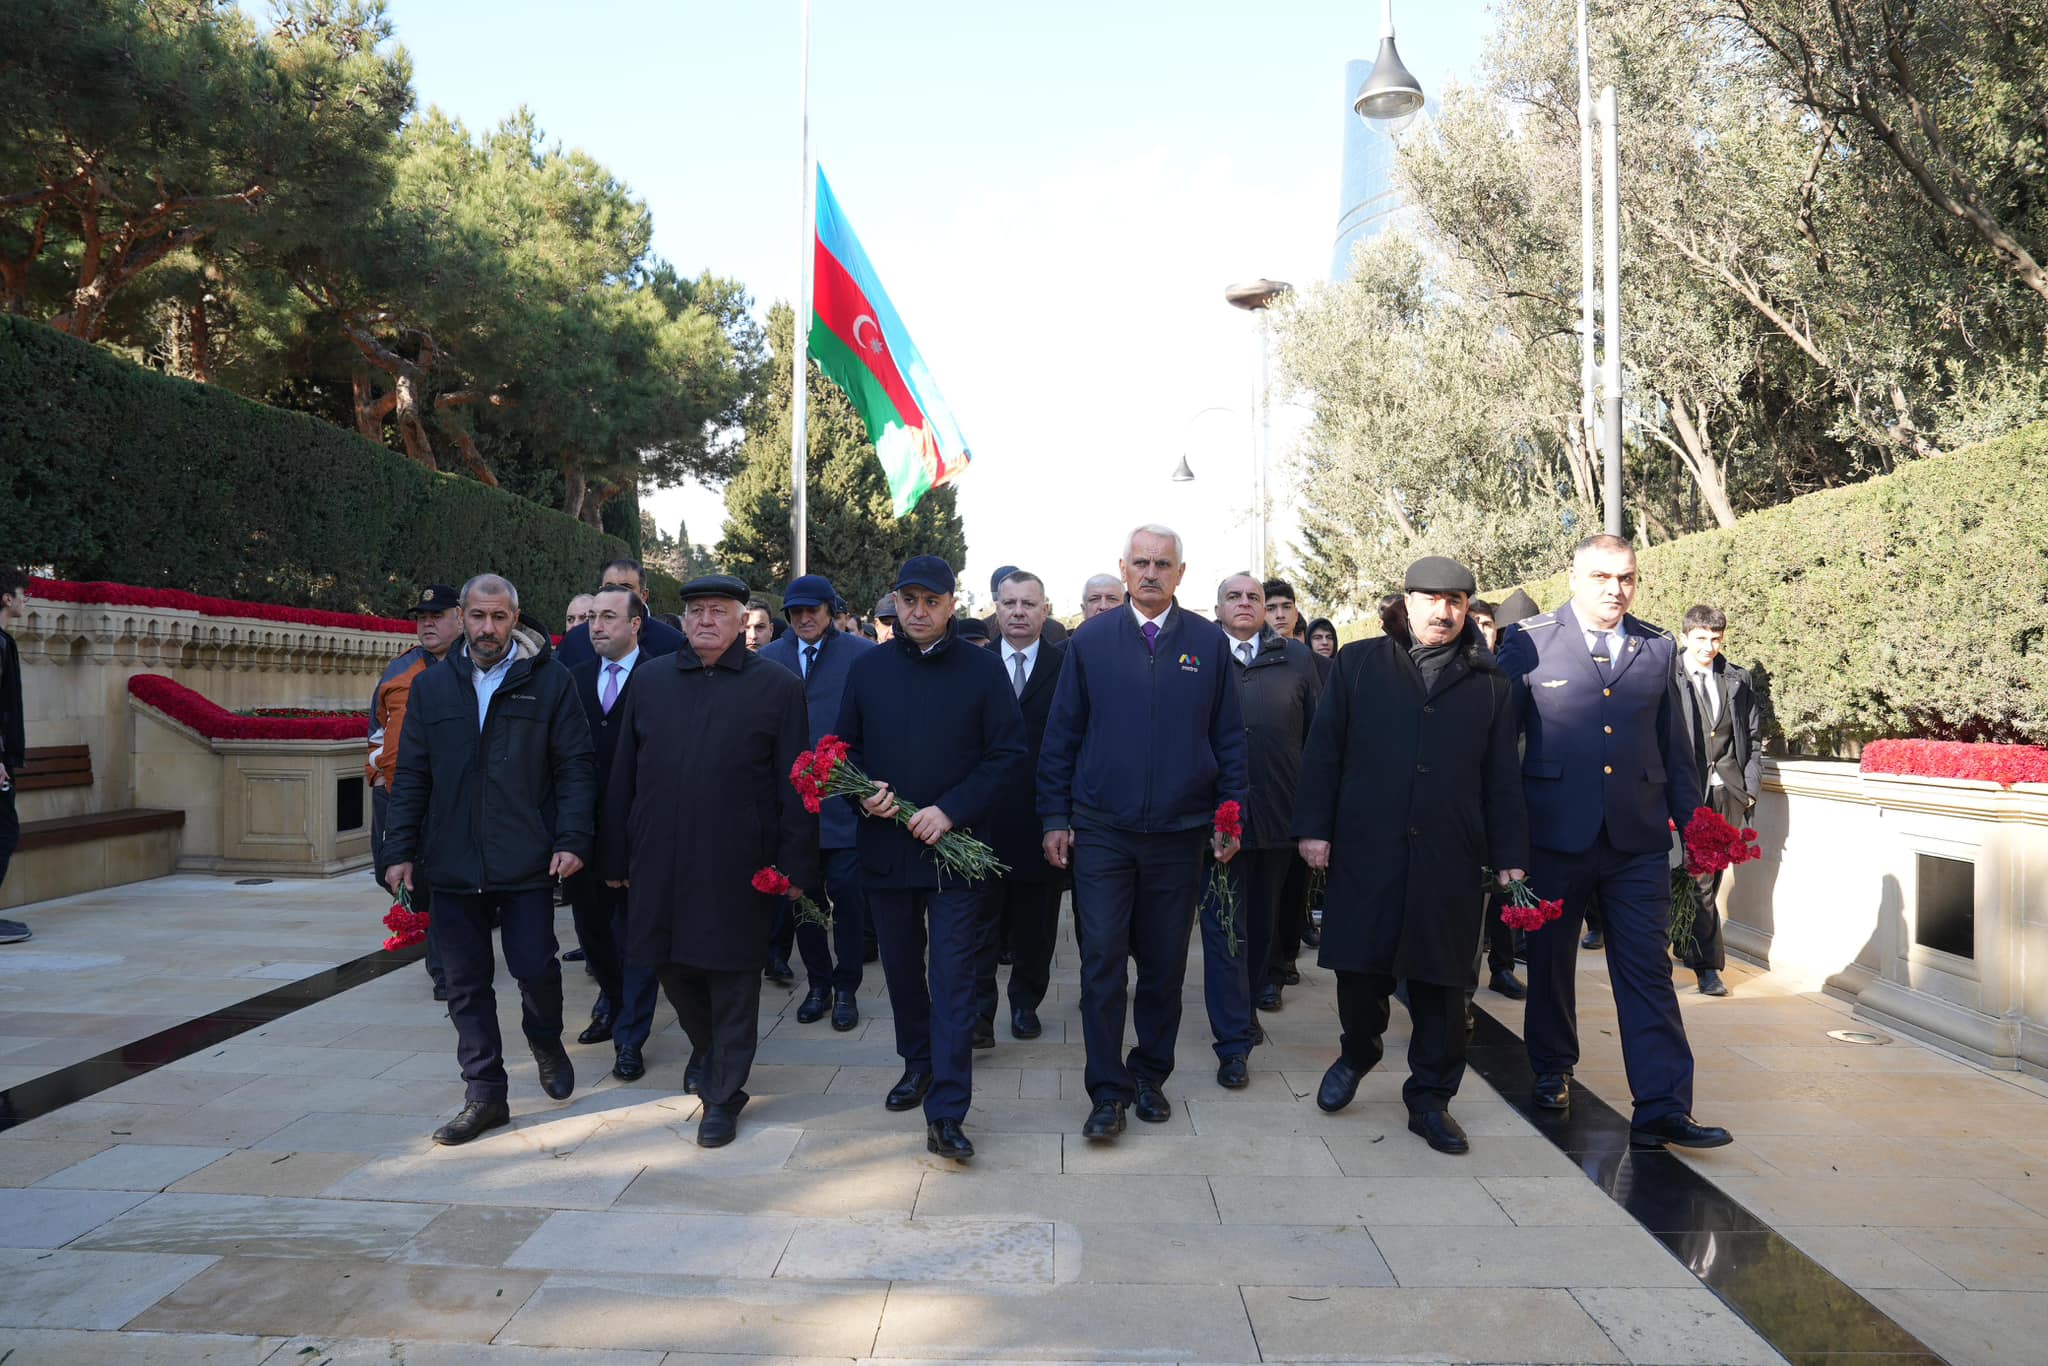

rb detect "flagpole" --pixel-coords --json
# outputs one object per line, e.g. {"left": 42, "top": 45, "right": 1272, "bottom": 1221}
{"left": 790, "top": 0, "right": 812, "bottom": 576}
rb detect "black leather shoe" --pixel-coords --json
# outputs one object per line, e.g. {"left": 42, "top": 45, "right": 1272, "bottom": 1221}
{"left": 684, "top": 1053, "right": 705, "bottom": 1096}
{"left": 534, "top": 1044, "right": 575, "bottom": 1101}
{"left": 1082, "top": 1099, "right": 1126, "bottom": 1139}
{"left": 1317, "top": 1058, "right": 1364, "bottom": 1113}
{"left": 1581, "top": 929, "right": 1604, "bottom": 950}
{"left": 1256, "top": 984, "right": 1282, "bottom": 1012}
{"left": 1133, "top": 1078, "right": 1172, "bottom": 1123}
{"left": 1010, "top": 1005, "right": 1042, "bottom": 1040}
{"left": 832, "top": 989, "right": 860, "bottom": 1032}
{"left": 1488, "top": 969, "right": 1527, "bottom": 1000}
{"left": 971, "top": 1020, "right": 996, "bottom": 1050}
{"left": 1282, "top": 964, "right": 1301, "bottom": 986}
{"left": 1216, "top": 1055, "right": 1249, "bottom": 1089}
{"left": 796, "top": 987, "right": 829, "bottom": 1024}
{"left": 561, "top": 946, "right": 587, "bottom": 962}
{"left": 926, "top": 1118, "right": 974, "bottom": 1160}
{"left": 1532, "top": 1072, "right": 1570, "bottom": 1109}
{"left": 697, "top": 1103, "right": 738, "bottom": 1148}
{"left": 432, "top": 1099, "right": 510, "bottom": 1145}
{"left": 431, "top": 983, "right": 450, "bottom": 1002}
{"left": 1408, "top": 1109, "right": 1469, "bottom": 1154}
{"left": 764, "top": 959, "right": 795, "bottom": 987}
{"left": 885, "top": 1070, "right": 933, "bottom": 1112}
{"left": 1250, "top": 1021, "right": 1267, "bottom": 1046}
{"left": 1302, "top": 923, "right": 1321, "bottom": 948}
{"left": 1696, "top": 968, "right": 1730, "bottom": 997}
{"left": 577, "top": 1012, "right": 614, "bottom": 1046}
{"left": 1630, "top": 1112, "right": 1734, "bottom": 1149}
{"left": 611, "top": 1046, "right": 644, "bottom": 1082}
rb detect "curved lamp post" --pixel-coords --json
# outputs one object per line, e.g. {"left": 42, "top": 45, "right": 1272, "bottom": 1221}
{"left": 1222, "top": 282, "right": 1292, "bottom": 577}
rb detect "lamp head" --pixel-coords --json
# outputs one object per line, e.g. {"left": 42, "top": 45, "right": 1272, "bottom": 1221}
{"left": 1354, "top": 35, "right": 1424, "bottom": 127}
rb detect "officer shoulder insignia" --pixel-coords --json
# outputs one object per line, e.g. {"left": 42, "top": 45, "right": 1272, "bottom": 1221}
{"left": 1521, "top": 614, "right": 1561, "bottom": 631}
{"left": 1632, "top": 618, "right": 1672, "bottom": 639}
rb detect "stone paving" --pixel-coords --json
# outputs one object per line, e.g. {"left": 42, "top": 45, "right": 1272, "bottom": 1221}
{"left": 0, "top": 875, "right": 2043, "bottom": 1363}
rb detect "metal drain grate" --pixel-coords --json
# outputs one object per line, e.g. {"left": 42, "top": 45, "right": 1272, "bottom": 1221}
{"left": 1825, "top": 1028, "right": 1892, "bottom": 1045}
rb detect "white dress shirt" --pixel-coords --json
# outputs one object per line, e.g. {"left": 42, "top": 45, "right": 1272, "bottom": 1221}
{"left": 1130, "top": 602, "right": 1172, "bottom": 633}
{"left": 1225, "top": 630, "right": 1260, "bottom": 667}
{"left": 1583, "top": 624, "right": 1627, "bottom": 668}
{"left": 1004, "top": 636, "right": 1041, "bottom": 682}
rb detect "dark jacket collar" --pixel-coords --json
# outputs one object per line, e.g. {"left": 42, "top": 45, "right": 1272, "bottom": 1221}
{"left": 676, "top": 635, "right": 752, "bottom": 672}
{"left": 1380, "top": 603, "right": 1499, "bottom": 675}
{"left": 890, "top": 621, "right": 958, "bottom": 661}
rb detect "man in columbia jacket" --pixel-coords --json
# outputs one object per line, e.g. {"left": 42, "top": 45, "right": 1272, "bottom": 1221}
{"left": 1038, "top": 525, "right": 1248, "bottom": 1140}
{"left": 385, "top": 574, "right": 597, "bottom": 1147}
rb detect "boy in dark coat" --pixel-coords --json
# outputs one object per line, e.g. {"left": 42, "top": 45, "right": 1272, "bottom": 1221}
{"left": 838, "top": 556, "right": 1027, "bottom": 1161}
{"left": 601, "top": 575, "right": 817, "bottom": 1148}
{"left": 1294, "top": 557, "right": 1528, "bottom": 1155}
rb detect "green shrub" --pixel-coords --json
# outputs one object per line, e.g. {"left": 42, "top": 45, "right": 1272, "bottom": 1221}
{"left": 0, "top": 316, "right": 646, "bottom": 627}
{"left": 1485, "top": 421, "right": 2048, "bottom": 749}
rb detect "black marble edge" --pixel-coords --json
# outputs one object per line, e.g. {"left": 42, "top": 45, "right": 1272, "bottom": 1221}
{"left": 1465, "top": 1004, "right": 1948, "bottom": 1363}
{"left": 0, "top": 943, "right": 425, "bottom": 1134}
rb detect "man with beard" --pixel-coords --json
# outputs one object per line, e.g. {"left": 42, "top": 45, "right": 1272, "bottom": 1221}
{"left": 1294, "top": 557, "right": 1526, "bottom": 1154}
{"left": 384, "top": 574, "right": 596, "bottom": 1145}
{"left": 1497, "top": 535, "right": 1731, "bottom": 1150}
{"left": 839, "top": 556, "right": 1027, "bottom": 1161}
{"left": 1040, "top": 525, "right": 1247, "bottom": 1140}
{"left": 601, "top": 575, "right": 815, "bottom": 1147}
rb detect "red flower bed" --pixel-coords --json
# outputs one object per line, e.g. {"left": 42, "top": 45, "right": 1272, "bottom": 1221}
{"left": 129, "top": 675, "right": 369, "bottom": 741}
{"left": 31, "top": 578, "right": 415, "bottom": 635}
{"left": 1860, "top": 739, "right": 2048, "bottom": 787}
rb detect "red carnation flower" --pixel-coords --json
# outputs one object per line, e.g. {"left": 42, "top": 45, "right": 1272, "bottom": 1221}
{"left": 1212, "top": 801, "right": 1243, "bottom": 841}
{"left": 752, "top": 867, "right": 793, "bottom": 897}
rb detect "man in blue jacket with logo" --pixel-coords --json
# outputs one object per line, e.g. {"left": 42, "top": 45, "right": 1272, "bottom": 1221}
{"left": 761, "top": 572, "right": 873, "bottom": 1031}
{"left": 1039, "top": 524, "right": 1248, "bottom": 1140}
{"left": 1496, "top": 534, "right": 1731, "bottom": 1150}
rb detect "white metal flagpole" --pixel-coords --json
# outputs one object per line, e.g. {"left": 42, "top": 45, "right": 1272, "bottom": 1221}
{"left": 790, "top": 0, "right": 813, "bottom": 576}
{"left": 1577, "top": 0, "right": 1600, "bottom": 526}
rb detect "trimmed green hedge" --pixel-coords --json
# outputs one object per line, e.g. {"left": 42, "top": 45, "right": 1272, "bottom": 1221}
{"left": 1484, "top": 420, "right": 2048, "bottom": 749}
{"left": 0, "top": 316, "right": 677, "bottom": 626}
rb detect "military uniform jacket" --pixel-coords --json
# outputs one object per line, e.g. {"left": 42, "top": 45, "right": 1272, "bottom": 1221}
{"left": 1293, "top": 622, "right": 1527, "bottom": 987}
{"left": 602, "top": 638, "right": 818, "bottom": 972}
{"left": 1496, "top": 602, "right": 1699, "bottom": 855}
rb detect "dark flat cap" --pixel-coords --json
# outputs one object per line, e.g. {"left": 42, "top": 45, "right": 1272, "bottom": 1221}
{"left": 956, "top": 617, "right": 991, "bottom": 643}
{"left": 781, "top": 573, "right": 835, "bottom": 612}
{"left": 678, "top": 573, "right": 752, "bottom": 603}
{"left": 409, "top": 583, "right": 460, "bottom": 614}
{"left": 1403, "top": 555, "right": 1477, "bottom": 595}
{"left": 873, "top": 592, "right": 898, "bottom": 620}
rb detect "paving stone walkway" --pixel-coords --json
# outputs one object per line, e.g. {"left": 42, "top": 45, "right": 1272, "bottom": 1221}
{"left": 0, "top": 875, "right": 2043, "bottom": 1364}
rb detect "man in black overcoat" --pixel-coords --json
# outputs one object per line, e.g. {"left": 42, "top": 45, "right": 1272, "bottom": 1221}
{"left": 1674, "top": 603, "right": 1763, "bottom": 998}
{"left": 601, "top": 575, "right": 817, "bottom": 1148}
{"left": 1294, "top": 556, "right": 1528, "bottom": 1155}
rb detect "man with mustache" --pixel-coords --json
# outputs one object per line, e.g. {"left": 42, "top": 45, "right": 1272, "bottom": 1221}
{"left": 1039, "top": 524, "right": 1248, "bottom": 1140}
{"left": 1497, "top": 534, "right": 1731, "bottom": 1150}
{"left": 1294, "top": 557, "right": 1525, "bottom": 1154}
{"left": 384, "top": 574, "right": 597, "bottom": 1145}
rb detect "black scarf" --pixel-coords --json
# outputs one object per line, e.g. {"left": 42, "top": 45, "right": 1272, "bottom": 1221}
{"left": 1409, "top": 638, "right": 1461, "bottom": 690}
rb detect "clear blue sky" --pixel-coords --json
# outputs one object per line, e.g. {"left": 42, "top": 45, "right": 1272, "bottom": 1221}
{"left": 374, "top": 0, "right": 1491, "bottom": 611}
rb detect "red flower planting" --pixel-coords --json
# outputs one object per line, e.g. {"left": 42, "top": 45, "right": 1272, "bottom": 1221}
{"left": 129, "top": 675, "right": 368, "bottom": 741}
{"left": 1860, "top": 739, "right": 2048, "bottom": 787}
{"left": 31, "top": 577, "right": 415, "bottom": 634}
{"left": 381, "top": 890, "right": 429, "bottom": 952}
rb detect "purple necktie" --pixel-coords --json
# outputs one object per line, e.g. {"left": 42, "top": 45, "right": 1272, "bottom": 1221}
{"left": 1141, "top": 620, "right": 1160, "bottom": 654}
{"left": 601, "top": 662, "right": 620, "bottom": 714}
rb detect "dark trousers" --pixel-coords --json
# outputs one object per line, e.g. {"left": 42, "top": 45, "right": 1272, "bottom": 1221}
{"left": 654, "top": 963, "right": 760, "bottom": 1110}
{"left": 1336, "top": 971, "right": 1467, "bottom": 1112}
{"left": 572, "top": 883, "right": 657, "bottom": 1050}
{"left": 0, "top": 781, "right": 17, "bottom": 891}
{"left": 1265, "top": 854, "right": 1311, "bottom": 985}
{"left": 436, "top": 888, "right": 564, "bottom": 1103}
{"left": 1200, "top": 847, "right": 1288, "bottom": 1059}
{"left": 976, "top": 877, "right": 1062, "bottom": 1022}
{"left": 1480, "top": 893, "right": 1516, "bottom": 973}
{"left": 869, "top": 884, "right": 984, "bottom": 1121}
{"left": 795, "top": 847, "right": 868, "bottom": 993}
{"left": 1683, "top": 785, "right": 1745, "bottom": 972}
{"left": 371, "top": 785, "right": 444, "bottom": 991}
{"left": 1525, "top": 832, "right": 1695, "bottom": 1124}
{"left": 1072, "top": 825, "right": 1206, "bottom": 1103}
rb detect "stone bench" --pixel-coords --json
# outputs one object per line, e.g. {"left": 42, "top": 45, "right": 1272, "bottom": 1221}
{"left": 2, "top": 746, "right": 185, "bottom": 911}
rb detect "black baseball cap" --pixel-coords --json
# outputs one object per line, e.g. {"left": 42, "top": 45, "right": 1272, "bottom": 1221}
{"left": 895, "top": 555, "right": 956, "bottom": 596}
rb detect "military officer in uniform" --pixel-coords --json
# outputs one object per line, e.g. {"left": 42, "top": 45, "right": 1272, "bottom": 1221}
{"left": 1496, "top": 534, "right": 1732, "bottom": 1150}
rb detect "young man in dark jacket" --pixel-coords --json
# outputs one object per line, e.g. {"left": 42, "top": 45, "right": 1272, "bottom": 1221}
{"left": 1674, "top": 603, "right": 1763, "bottom": 997}
{"left": 0, "top": 566, "right": 29, "bottom": 945}
{"left": 1039, "top": 525, "right": 1248, "bottom": 1140}
{"left": 384, "top": 574, "right": 597, "bottom": 1146}
{"left": 838, "top": 556, "right": 1027, "bottom": 1161}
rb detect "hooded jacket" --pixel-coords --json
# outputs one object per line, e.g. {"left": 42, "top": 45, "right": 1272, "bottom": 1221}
{"left": 383, "top": 620, "right": 597, "bottom": 893}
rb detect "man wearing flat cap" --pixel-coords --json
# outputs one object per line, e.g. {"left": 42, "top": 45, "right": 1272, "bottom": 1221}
{"left": 872, "top": 593, "right": 898, "bottom": 644}
{"left": 761, "top": 573, "right": 874, "bottom": 1031}
{"left": 601, "top": 574, "right": 817, "bottom": 1148}
{"left": 838, "top": 555, "right": 1027, "bottom": 1161}
{"left": 1293, "top": 555, "right": 1528, "bottom": 1155}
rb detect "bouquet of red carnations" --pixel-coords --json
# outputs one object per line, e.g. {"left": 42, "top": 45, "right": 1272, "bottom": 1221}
{"left": 1206, "top": 801, "right": 1244, "bottom": 957}
{"left": 752, "top": 866, "right": 832, "bottom": 931}
{"left": 1498, "top": 876, "right": 1565, "bottom": 933}
{"left": 790, "top": 734, "right": 1008, "bottom": 881}
{"left": 381, "top": 886, "right": 429, "bottom": 951}
{"left": 1669, "top": 806, "right": 1761, "bottom": 956}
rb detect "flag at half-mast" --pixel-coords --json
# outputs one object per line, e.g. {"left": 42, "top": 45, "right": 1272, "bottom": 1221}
{"left": 810, "top": 166, "right": 971, "bottom": 516}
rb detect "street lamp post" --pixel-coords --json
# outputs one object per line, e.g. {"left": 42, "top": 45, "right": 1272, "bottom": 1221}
{"left": 1224, "top": 280, "right": 1292, "bottom": 578}
{"left": 1353, "top": 0, "right": 1425, "bottom": 127}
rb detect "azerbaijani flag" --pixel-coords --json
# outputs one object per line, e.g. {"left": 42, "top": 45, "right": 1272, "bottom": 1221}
{"left": 809, "top": 166, "right": 971, "bottom": 516}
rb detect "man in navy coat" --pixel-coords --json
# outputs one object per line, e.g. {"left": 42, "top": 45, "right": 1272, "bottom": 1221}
{"left": 760, "top": 573, "right": 873, "bottom": 1031}
{"left": 1039, "top": 524, "right": 1248, "bottom": 1140}
{"left": 1496, "top": 534, "right": 1731, "bottom": 1149}
{"left": 838, "top": 556, "right": 1027, "bottom": 1161}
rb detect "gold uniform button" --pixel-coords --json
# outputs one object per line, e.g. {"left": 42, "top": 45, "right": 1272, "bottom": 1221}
{"left": 1604, "top": 725, "right": 1613, "bottom": 734}
{"left": 1602, "top": 688, "right": 1612, "bottom": 697}
{"left": 1603, "top": 765, "right": 1613, "bottom": 775}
